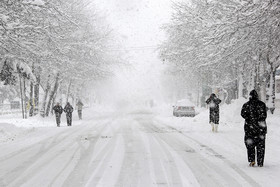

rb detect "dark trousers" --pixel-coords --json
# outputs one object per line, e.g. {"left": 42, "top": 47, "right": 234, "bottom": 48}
{"left": 244, "top": 134, "right": 266, "bottom": 165}
{"left": 55, "top": 113, "right": 61, "bottom": 127}
{"left": 78, "top": 110, "right": 82, "bottom": 120}
{"left": 66, "top": 113, "right": 72, "bottom": 126}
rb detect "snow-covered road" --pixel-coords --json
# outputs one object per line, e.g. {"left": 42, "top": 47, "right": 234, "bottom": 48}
{"left": 0, "top": 109, "right": 269, "bottom": 187}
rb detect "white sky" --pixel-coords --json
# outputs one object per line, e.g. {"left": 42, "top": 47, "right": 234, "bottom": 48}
{"left": 90, "top": 0, "right": 174, "bottom": 105}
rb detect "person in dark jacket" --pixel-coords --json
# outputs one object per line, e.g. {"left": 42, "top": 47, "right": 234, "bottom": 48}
{"left": 241, "top": 90, "right": 267, "bottom": 167}
{"left": 53, "top": 102, "right": 63, "bottom": 127}
{"left": 64, "top": 102, "right": 74, "bottom": 126}
{"left": 206, "top": 93, "right": 221, "bottom": 132}
{"left": 76, "top": 100, "right": 84, "bottom": 120}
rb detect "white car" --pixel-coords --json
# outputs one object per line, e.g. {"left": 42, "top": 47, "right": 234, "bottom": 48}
{"left": 173, "top": 106, "right": 196, "bottom": 117}
{"left": 173, "top": 99, "right": 196, "bottom": 117}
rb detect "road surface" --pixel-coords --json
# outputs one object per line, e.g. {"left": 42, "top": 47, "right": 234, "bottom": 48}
{"left": 0, "top": 110, "right": 260, "bottom": 187}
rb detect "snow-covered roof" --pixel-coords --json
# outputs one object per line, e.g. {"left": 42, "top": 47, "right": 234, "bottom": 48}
{"left": 276, "top": 75, "right": 280, "bottom": 80}
{"left": 175, "top": 99, "right": 195, "bottom": 106}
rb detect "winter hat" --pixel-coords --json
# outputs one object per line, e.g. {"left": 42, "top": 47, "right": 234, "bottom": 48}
{"left": 249, "top": 90, "right": 258, "bottom": 100}
{"left": 211, "top": 93, "right": 216, "bottom": 98}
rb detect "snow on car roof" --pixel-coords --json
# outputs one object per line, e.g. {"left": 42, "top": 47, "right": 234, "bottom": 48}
{"left": 176, "top": 99, "right": 195, "bottom": 106}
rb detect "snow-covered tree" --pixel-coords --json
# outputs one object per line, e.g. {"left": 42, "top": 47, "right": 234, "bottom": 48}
{"left": 0, "top": 0, "right": 124, "bottom": 118}
{"left": 0, "top": 59, "right": 16, "bottom": 86}
{"left": 160, "top": 0, "right": 280, "bottom": 112}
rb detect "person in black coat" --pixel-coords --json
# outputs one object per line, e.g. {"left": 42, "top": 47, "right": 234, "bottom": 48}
{"left": 53, "top": 103, "right": 63, "bottom": 127}
{"left": 64, "top": 102, "right": 74, "bottom": 126}
{"left": 241, "top": 90, "right": 267, "bottom": 167}
{"left": 76, "top": 100, "right": 84, "bottom": 120}
{"left": 206, "top": 93, "right": 221, "bottom": 132}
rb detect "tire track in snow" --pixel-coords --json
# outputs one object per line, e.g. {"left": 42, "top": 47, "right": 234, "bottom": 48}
{"left": 0, "top": 118, "right": 110, "bottom": 163}
{"left": 0, "top": 126, "right": 74, "bottom": 162}
{"left": 150, "top": 135, "right": 200, "bottom": 187}
{"left": 4, "top": 120, "right": 109, "bottom": 187}
{"left": 61, "top": 119, "right": 123, "bottom": 187}
{"left": 115, "top": 116, "right": 193, "bottom": 187}
{"left": 154, "top": 131, "right": 233, "bottom": 186}
{"left": 50, "top": 121, "right": 112, "bottom": 187}
{"left": 147, "top": 135, "right": 181, "bottom": 186}
{"left": 152, "top": 119, "right": 261, "bottom": 187}
{"left": 140, "top": 131, "right": 159, "bottom": 187}
{"left": 137, "top": 117, "right": 199, "bottom": 187}
{"left": 115, "top": 119, "right": 157, "bottom": 187}
{"left": 6, "top": 126, "right": 96, "bottom": 187}
{"left": 0, "top": 125, "right": 89, "bottom": 186}
{"left": 94, "top": 135, "right": 125, "bottom": 187}
{"left": 84, "top": 121, "right": 123, "bottom": 187}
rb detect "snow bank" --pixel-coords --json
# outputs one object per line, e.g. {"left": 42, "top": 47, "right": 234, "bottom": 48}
{"left": 0, "top": 123, "right": 31, "bottom": 143}
{"left": 0, "top": 104, "right": 114, "bottom": 128}
{"left": 0, "top": 106, "right": 102, "bottom": 143}
{"left": 220, "top": 98, "right": 247, "bottom": 124}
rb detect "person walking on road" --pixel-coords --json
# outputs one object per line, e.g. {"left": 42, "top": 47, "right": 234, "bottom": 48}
{"left": 241, "top": 90, "right": 267, "bottom": 167}
{"left": 76, "top": 100, "right": 84, "bottom": 120}
{"left": 206, "top": 93, "right": 221, "bottom": 132}
{"left": 53, "top": 102, "right": 63, "bottom": 127}
{"left": 64, "top": 102, "right": 74, "bottom": 126}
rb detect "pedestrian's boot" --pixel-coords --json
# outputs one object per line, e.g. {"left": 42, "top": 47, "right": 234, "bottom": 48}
{"left": 214, "top": 124, "right": 218, "bottom": 132}
{"left": 249, "top": 161, "right": 255, "bottom": 167}
{"left": 211, "top": 122, "right": 214, "bottom": 132}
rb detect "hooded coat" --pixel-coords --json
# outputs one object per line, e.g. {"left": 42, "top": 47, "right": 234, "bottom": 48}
{"left": 206, "top": 93, "right": 221, "bottom": 124}
{"left": 76, "top": 101, "right": 84, "bottom": 111}
{"left": 241, "top": 90, "right": 267, "bottom": 166}
{"left": 241, "top": 90, "right": 267, "bottom": 136}
{"left": 53, "top": 104, "right": 63, "bottom": 126}
{"left": 64, "top": 103, "right": 74, "bottom": 126}
{"left": 53, "top": 105, "right": 63, "bottom": 114}
{"left": 64, "top": 103, "right": 74, "bottom": 114}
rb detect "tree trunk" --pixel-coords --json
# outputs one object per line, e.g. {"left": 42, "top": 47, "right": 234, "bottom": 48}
{"left": 267, "top": 68, "right": 276, "bottom": 114}
{"left": 51, "top": 90, "right": 58, "bottom": 115}
{"left": 257, "top": 54, "right": 267, "bottom": 102}
{"left": 55, "top": 85, "right": 62, "bottom": 105}
{"left": 66, "top": 80, "right": 72, "bottom": 102}
{"left": 71, "top": 96, "right": 75, "bottom": 106}
{"left": 196, "top": 86, "right": 200, "bottom": 107}
{"left": 29, "top": 81, "right": 34, "bottom": 117}
{"left": 18, "top": 72, "right": 24, "bottom": 119}
{"left": 34, "top": 73, "right": 40, "bottom": 115}
{"left": 72, "top": 85, "right": 77, "bottom": 105}
{"left": 249, "top": 69, "right": 255, "bottom": 93}
{"left": 259, "top": 80, "right": 267, "bottom": 103}
{"left": 23, "top": 77, "right": 27, "bottom": 119}
{"left": 45, "top": 73, "right": 60, "bottom": 117}
{"left": 29, "top": 63, "right": 35, "bottom": 117}
{"left": 41, "top": 75, "right": 50, "bottom": 117}
{"left": 238, "top": 73, "right": 243, "bottom": 99}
